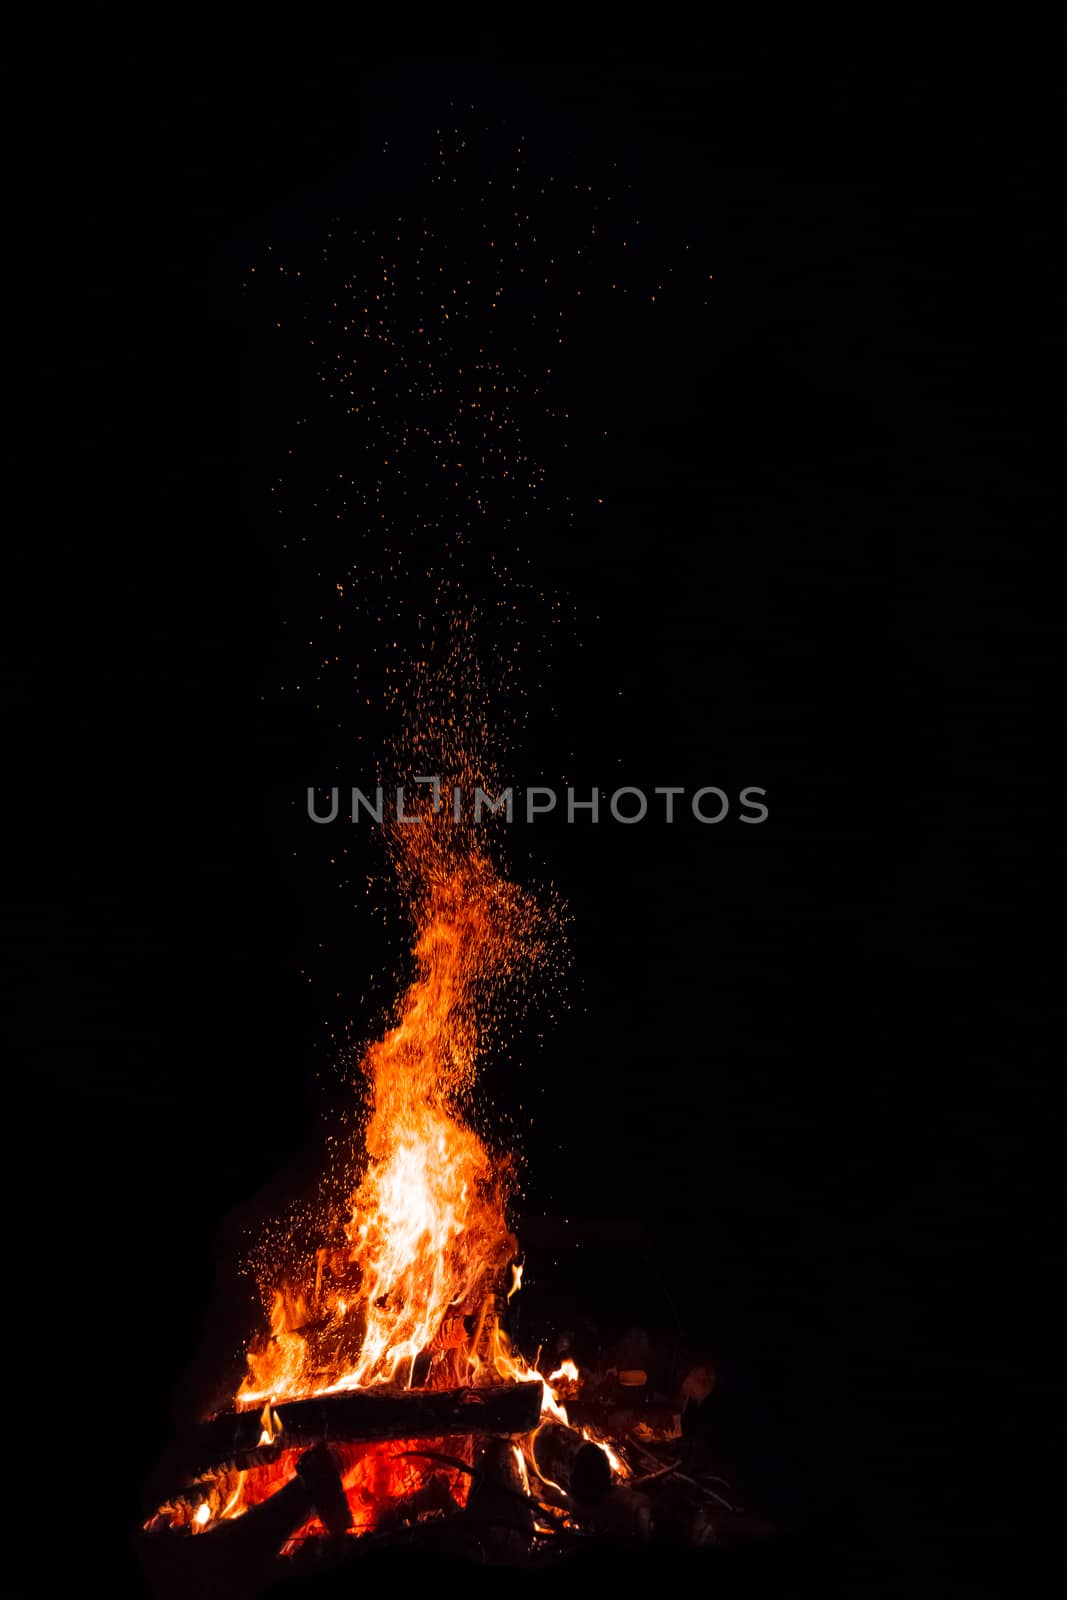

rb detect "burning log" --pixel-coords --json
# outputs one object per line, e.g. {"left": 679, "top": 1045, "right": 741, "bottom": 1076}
{"left": 293, "top": 1440, "right": 354, "bottom": 1537}
{"left": 465, "top": 1437, "right": 536, "bottom": 1562}
{"left": 140, "top": 1443, "right": 350, "bottom": 1600}
{"left": 171, "top": 1380, "right": 543, "bottom": 1492}
{"left": 531, "top": 1421, "right": 612, "bottom": 1505}
{"left": 529, "top": 1426, "right": 659, "bottom": 1546}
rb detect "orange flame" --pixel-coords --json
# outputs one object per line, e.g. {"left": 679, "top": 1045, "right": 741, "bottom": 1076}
{"left": 238, "top": 689, "right": 557, "bottom": 1413}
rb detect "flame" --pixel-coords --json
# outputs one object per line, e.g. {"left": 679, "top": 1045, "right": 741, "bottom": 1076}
{"left": 512, "top": 1443, "right": 531, "bottom": 1494}
{"left": 256, "top": 1402, "right": 283, "bottom": 1446}
{"left": 581, "top": 1427, "right": 630, "bottom": 1478}
{"left": 238, "top": 833, "right": 549, "bottom": 1408}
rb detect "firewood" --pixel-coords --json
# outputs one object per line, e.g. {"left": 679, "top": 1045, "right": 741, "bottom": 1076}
{"left": 587, "top": 1482, "right": 653, "bottom": 1542}
{"left": 171, "top": 1379, "right": 543, "bottom": 1493}
{"left": 531, "top": 1421, "right": 611, "bottom": 1505}
{"left": 466, "top": 1437, "right": 535, "bottom": 1561}
{"left": 139, "top": 1443, "right": 349, "bottom": 1600}
{"left": 294, "top": 1440, "right": 353, "bottom": 1537}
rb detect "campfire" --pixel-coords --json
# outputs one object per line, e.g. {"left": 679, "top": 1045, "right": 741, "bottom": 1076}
{"left": 141, "top": 669, "right": 753, "bottom": 1592}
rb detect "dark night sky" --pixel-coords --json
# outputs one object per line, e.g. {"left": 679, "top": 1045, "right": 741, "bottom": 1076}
{"left": 10, "top": 15, "right": 1059, "bottom": 1596}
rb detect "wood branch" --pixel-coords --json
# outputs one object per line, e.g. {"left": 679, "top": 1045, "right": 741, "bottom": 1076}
{"left": 173, "top": 1380, "right": 543, "bottom": 1492}
{"left": 627, "top": 1435, "right": 740, "bottom": 1513}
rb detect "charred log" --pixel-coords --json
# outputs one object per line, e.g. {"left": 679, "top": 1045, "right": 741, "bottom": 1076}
{"left": 531, "top": 1421, "right": 611, "bottom": 1505}
{"left": 171, "top": 1379, "right": 543, "bottom": 1492}
{"left": 465, "top": 1437, "right": 536, "bottom": 1561}
{"left": 139, "top": 1443, "right": 349, "bottom": 1600}
{"left": 586, "top": 1482, "right": 653, "bottom": 1542}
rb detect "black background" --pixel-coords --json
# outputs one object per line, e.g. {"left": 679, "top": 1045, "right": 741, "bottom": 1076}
{"left": 10, "top": 12, "right": 1059, "bottom": 1596}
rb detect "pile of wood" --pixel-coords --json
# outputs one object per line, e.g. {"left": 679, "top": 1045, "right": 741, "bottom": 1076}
{"left": 140, "top": 1370, "right": 773, "bottom": 1594}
